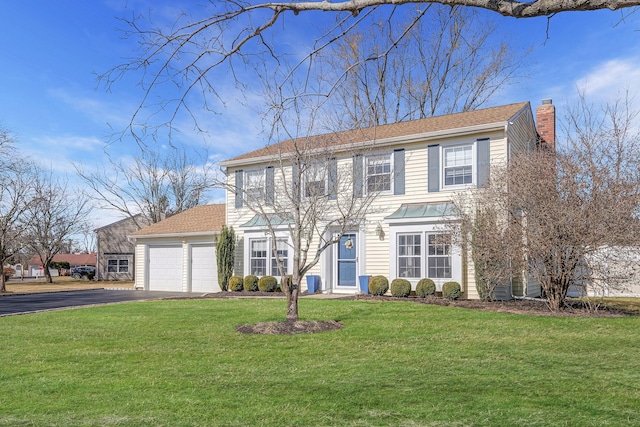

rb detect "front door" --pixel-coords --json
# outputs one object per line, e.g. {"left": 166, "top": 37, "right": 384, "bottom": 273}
{"left": 336, "top": 233, "right": 357, "bottom": 289}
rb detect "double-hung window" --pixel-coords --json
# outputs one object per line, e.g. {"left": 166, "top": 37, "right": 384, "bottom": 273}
{"left": 245, "top": 170, "right": 264, "bottom": 201}
{"left": 395, "top": 233, "right": 452, "bottom": 279}
{"left": 107, "top": 259, "right": 129, "bottom": 273}
{"left": 304, "top": 162, "right": 327, "bottom": 198}
{"left": 270, "top": 240, "right": 289, "bottom": 276}
{"left": 443, "top": 145, "right": 473, "bottom": 186}
{"left": 249, "top": 238, "right": 289, "bottom": 277}
{"left": 250, "top": 239, "right": 268, "bottom": 276}
{"left": 398, "top": 234, "right": 421, "bottom": 278}
{"left": 366, "top": 154, "right": 392, "bottom": 193}
{"left": 427, "top": 234, "right": 451, "bottom": 278}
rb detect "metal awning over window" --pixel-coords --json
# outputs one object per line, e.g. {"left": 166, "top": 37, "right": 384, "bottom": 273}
{"left": 385, "top": 203, "right": 456, "bottom": 221}
{"left": 239, "top": 214, "right": 292, "bottom": 229}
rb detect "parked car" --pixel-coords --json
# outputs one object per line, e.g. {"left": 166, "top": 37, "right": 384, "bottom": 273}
{"left": 70, "top": 266, "right": 96, "bottom": 280}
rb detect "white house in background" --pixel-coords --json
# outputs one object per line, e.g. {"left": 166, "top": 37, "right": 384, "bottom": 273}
{"left": 129, "top": 204, "right": 225, "bottom": 292}
{"left": 221, "top": 101, "right": 556, "bottom": 299}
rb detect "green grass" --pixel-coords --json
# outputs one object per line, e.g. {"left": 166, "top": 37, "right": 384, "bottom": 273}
{"left": 594, "top": 297, "right": 640, "bottom": 313}
{"left": 1, "top": 299, "right": 639, "bottom": 426}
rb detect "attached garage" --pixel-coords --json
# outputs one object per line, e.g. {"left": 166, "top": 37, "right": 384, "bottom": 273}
{"left": 148, "top": 245, "right": 183, "bottom": 291}
{"left": 129, "top": 204, "right": 225, "bottom": 293}
{"left": 190, "top": 244, "right": 220, "bottom": 293}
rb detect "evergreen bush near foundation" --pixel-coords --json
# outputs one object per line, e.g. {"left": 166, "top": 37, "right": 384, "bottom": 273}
{"left": 390, "top": 278, "right": 411, "bottom": 297}
{"left": 243, "top": 275, "right": 259, "bottom": 292}
{"left": 229, "top": 276, "right": 244, "bottom": 292}
{"left": 258, "top": 275, "right": 278, "bottom": 292}
{"left": 416, "top": 278, "right": 436, "bottom": 297}
{"left": 368, "top": 275, "right": 389, "bottom": 296}
{"left": 442, "top": 281, "right": 462, "bottom": 300}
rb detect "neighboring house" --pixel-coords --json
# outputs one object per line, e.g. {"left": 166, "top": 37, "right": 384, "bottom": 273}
{"left": 129, "top": 204, "right": 226, "bottom": 292}
{"left": 27, "top": 253, "right": 96, "bottom": 277}
{"left": 95, "top": 214, "right": 150, "bottom": 281}
{"left": 221, "top": 101, "right": 556, "bottom": 299}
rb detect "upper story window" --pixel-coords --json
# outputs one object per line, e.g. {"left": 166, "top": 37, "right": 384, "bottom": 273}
{"left": 366, "top": 153, "right": 392, "bottom": 193}
{"left": 443, "top": 145, "right": 473, "bottom": 186}
{"left": 304, "top": 162, "right": 327, "bottom": 198}
{"left": 245, "top": 169, "right": 264, "bottom": 200}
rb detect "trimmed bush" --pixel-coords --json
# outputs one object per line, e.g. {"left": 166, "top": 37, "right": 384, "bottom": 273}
{"left": 442, "top": 281, "right": 462, "bottom": 300}
{"left": 390, "top": 278, "right": 411, "bottom": 297}
{"left": 228, "top": 275, "right": 244, "bottom": 292}
{"left": 416, "top": 278, "right": 436, "bottom": 298}
{"left": 243, "top": 275, "right": 259, "bottom": 292}
{"left": 258, "top": 275, "right": 278, "bottom": 292}
{"left": 368, "top": 275, "right": 389, "bottom": 296}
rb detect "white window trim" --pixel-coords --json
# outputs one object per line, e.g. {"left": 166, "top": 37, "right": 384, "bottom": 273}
{"left": 244, "top": 169, "right": 265, "bottom": 202}
{"left": 365, "top": 152, "right": 393, "bottom": 195}
{"left": 302, "top": 161, "right": 328, "bottom": 199}
{"left": 243, "top": 231, "right": 292, "bottom": 278}
{"left": 440, "top": 142, "right": 476, "bottom": 190}
{"left": 388, "top": 223, "right": 462, "bottom": 291}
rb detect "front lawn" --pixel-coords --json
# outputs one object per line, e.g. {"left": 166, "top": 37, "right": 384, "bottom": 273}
{"left": 1, "top": 299, "right": 639, "bottom": 426}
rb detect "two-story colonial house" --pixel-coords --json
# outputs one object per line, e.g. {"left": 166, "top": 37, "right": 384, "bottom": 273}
{"left": 221, "top": 100, "right": 555, "bottom": 299}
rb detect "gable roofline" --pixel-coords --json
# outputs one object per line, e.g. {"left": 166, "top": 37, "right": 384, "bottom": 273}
{"left": 129, "top": 204, "right": 226, "bottom": 238}
{"left": 221, "top": 102, "right": 530, "bottom": 168}
{"left": 94, "top": 213, "right": 144, "bottom": 232}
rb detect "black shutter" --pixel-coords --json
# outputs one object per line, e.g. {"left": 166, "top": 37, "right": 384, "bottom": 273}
{"left": 427, "top": 145, "right": 439, "bottom": 193}
{"left": 393, "top": 149, "right": 405, "bottom": 195}
{"left": 477, "top": 138, "right": 490, "bottom": 188}
{"left": 265, "top": 166, "right": 275, "bottom": 205}
{"left": 234, "top": 169, "right": 243, "bottom": 208}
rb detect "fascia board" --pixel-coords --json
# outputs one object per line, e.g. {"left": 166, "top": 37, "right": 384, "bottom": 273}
{"left": 128, "top": 231, "right": 220, "bottom": 241}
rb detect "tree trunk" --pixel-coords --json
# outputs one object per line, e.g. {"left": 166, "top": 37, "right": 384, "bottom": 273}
{"left": 43, "top": 262, "right": 53, "bottom": 284}
{"left": 284, "top": 276, "right": 299, "bottom": 322}
{"left": 0, "top": 274, "right": 6, "bottom": 293}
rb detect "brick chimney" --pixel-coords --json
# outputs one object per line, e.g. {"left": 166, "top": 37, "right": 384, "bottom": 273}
{"left": 536, "top": 99, "right": 556, "bottom": 150}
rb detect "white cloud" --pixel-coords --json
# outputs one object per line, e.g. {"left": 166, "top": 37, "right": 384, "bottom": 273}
{"left": 575, "top": 57, "right": 640, "bottom": 103}
{"left": 48, "top": 88, "right": 134, "bottom": 129}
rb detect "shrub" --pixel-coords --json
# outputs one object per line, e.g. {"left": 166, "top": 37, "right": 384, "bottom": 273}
{"left": 216, "top": 225, "right": 235, "bottom": 291}
{"left": 390, "top": 278, "right": 411, "bottom": 297}
{"left": 368, "top": 275, "right": 389, "bottom": 296}
{"left": 258, "top": 275, "right": 278, "bottom": 292}
{"left": 442, "top": 281, "right": 462, "bottom": 300}
{"left": 3, "top": 267, "right": 15, "bottom": 281}
{"left": 416, "top": 278, "right": 436, "bottom": 297}
{"left": 228, "top": 275, "right": 244, "bottom": 292}
{"left": 243, "top": 275, "right": 259, "bottom": 292}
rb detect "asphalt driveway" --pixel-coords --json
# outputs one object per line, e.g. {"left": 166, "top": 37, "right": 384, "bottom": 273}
{"left": 0, "top": 289, "right": 205, "bottom": 316}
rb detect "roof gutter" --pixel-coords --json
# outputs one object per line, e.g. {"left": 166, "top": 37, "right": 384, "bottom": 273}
{"left": 128, "top": 231, "right": 221, "bottom": 241}
{"left": 220, "top": 121, "right": 508, "bottom": 168}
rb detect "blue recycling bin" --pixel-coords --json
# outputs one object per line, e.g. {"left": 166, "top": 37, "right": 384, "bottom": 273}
{"left": 306, "top": 275, "right": 320, "bottom": 294}
{"left": 358, "top": 275, "right": 371, "bottom": 294}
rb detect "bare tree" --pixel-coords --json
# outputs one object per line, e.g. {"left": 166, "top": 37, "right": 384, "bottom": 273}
{"left": 455, "top": 93, "right": 640, "bottom": 311}
{"left": 318, "top": 6, "right": 527, "bottom": 127}
{"left": 0, "top": 130, "right": 37, "bottom": 292}
{"left": 222, "top": 96, "right": 384, "bottom": 320}
{"left": 75, "top": 145, "right": 214, "bottom": 228}
{"left": 23, "top": 171, "right": 91, "bottom": 284}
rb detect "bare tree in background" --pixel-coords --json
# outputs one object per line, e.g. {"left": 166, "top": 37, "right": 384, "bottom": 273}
{"left": 75, "top": 146, "right": 214, "bottom": 229}
{"left": 318, "top": 7, "right": 527, "bottom": 128}
{"left": 23, "top": 171, "right": 91, "bottom": 284}
{"left": 455, "top": 93, "right": 640, "bottom": 311}
{"left": 101, "top": 1, "right": 636, "bottom": 139}
{"left": 0, "top": 129, "right": 37, "bottom": 292}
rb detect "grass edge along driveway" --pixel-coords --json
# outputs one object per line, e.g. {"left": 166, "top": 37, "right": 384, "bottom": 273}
{"left": 1, "top": 298, "right": 639, "bottom": 427}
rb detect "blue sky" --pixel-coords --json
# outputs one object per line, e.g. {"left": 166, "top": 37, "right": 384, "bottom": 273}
{"left": 1, "top": 1, "right": 639, "bottom": 228}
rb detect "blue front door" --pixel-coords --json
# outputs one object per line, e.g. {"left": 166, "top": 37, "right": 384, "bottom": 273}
{"left": 337, "top": 233, "right": 357, "bottom": 288}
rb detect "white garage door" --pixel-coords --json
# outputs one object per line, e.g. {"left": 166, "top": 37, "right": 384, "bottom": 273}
{"left": 148, "top": 245, "right": 183, "bottom": 291}
{"left": 191, "top": 244, "right": 220, "bottom": 293}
